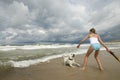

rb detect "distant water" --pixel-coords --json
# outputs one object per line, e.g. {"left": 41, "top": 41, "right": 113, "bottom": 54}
{"left": 0, "top": 42, "right": 120, "bottom": 69}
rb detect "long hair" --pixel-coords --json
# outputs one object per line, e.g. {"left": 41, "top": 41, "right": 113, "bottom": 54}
{"left": 89, "top": 28, "right": 97, "bottom": 34}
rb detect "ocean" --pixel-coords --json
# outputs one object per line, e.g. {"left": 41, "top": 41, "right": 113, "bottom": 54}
{"left": 0, "top": 42, "right": 120, "bottom": 69}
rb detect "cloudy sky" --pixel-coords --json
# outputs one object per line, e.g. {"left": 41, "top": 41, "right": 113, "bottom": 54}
{"left": 0, "top": 0, "right": 120, "bottom": 44}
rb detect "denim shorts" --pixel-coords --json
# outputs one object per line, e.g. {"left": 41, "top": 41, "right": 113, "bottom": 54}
{"left": 91, "top": 43, "right": 100, "bottom": 50}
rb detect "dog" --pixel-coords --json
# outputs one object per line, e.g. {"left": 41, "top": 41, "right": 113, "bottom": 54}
{"left": 63, "top": 54, "right": 80, "bottom": 67}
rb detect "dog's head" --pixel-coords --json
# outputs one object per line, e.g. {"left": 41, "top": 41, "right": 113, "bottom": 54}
{"left": 68, "top": 54, "right": 75, "bottom": 60}
{"left": 71, "top": 54, "right": 75, "bottom": 57}
{"left": 63, "top": 54, "right": 75, "bottom": 60}
{"left": 70, "top": 54, "right": 75, "bottom": 58}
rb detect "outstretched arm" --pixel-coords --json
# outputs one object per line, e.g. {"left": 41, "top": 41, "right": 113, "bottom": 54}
{"left": 98, "top": 35, "right": 109, "bottom": 52}
{"left": 77, "top": 34, "right": 89, "bottom": 48}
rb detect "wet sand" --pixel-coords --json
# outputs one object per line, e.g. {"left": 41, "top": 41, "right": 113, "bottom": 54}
{"left": 0, "top": 49, "right": 120, "bottom": 80}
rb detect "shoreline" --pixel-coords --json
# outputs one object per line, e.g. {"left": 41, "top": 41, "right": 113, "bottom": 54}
{"left": 0, "top": 49, "right": 120, "bottom": 80}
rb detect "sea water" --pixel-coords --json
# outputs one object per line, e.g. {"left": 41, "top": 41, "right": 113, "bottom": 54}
{"left": 0, "top": 42, "right": 120, "bottom": 68}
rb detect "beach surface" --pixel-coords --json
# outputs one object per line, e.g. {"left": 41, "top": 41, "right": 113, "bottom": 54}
{"left": 0, "top": 49, "right": 120, "bottom": 80}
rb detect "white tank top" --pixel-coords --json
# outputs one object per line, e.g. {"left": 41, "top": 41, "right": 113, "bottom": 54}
{"left": 89, "top": 37, "right": 99, "bottom": 44}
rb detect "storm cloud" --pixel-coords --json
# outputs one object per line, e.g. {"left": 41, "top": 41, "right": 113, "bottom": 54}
{"left": 0, "top": 0, "right": 120, "bottom": 44}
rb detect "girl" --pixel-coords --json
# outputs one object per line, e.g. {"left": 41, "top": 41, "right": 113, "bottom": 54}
{"left": 77, "top": 28, "right": 110, "bottom": 70}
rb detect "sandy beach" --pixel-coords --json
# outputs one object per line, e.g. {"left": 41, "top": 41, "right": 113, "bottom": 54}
{"left": 0, "top": 49, "right": 120, "bottom": 80}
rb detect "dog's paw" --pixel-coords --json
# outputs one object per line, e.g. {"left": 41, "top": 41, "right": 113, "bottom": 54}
{"left": 77, "top": 64, "right": 80, "bottom": 67}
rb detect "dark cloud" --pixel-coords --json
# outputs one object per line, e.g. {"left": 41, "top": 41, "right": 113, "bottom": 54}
{"left": 0, "top": 0, "right": 120, "bottom": 44}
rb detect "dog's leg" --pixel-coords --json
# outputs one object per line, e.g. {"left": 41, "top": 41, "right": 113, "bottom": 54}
{"left": 76, "top": 63, "right": 80, "bottom": 67}
{"left": 73, "top": 62, "right": 80, "bottom": 67}
{"left": 69, "top": 61, "right": 75, "bottom": 68}
{"left": 69, "top": 64, "right": 75, "bottom": 68}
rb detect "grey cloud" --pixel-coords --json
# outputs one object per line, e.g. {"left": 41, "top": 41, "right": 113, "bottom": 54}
{"left": 0, "top": 0, "right": 120, "bottom": 44}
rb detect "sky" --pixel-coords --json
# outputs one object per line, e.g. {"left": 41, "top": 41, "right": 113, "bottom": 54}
{"left": 0, "top": 0, "right": 120, "bottom": 45}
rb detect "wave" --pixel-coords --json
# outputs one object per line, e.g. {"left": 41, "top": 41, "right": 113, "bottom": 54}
{"left": 10, "top": 47, "right": 119, "bottom": 68}
{"left": 0, "top": 48, "right": 87, "bottom": 68}
{"left": 0, "top": 44, "right": 78, "bottom": 51}
{"left": 0, "top": 42, "right": 119, "bottom": 51}
{"left": 0, "top": 43, "right": 119, "bottom": 69}
{"left": 0, "top": 47, "right": 119, "bottom": 69}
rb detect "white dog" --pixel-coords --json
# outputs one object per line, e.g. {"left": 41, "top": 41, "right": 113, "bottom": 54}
{"left": 63, "top": 54, "right": 80, "bottom": 67}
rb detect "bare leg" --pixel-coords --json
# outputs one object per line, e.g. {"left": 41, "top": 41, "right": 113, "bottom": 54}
{"left": 94, "top": 50, "right": 104, "bottom": 71}
{"left": 81, "top": 46, "right": 94, "bottom": 70}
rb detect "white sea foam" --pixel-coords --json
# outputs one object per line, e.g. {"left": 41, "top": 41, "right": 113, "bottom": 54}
{"left": 0, "top": 42, "right": 119, "bottom": 51}
{"left": 8, "top": 48, "right": 87, "bottom": 68}
{"left": 0, "top": 44, "right": 77, "bottom": 51}
{"left": 0, "top": 45, "right": 17, "bottom": 51}
{"left": 9, "top": 55, "right": 63, "bottom": 68}
{"left": 0, "top": 43, "right": 119, "bottom": 68}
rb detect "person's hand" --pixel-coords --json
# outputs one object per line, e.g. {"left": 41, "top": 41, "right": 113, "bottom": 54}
{"left": 106, "top": 48, "right": 110, "bottom": 52}
{"left": 77, "top": 45, "right": 80, "bottom": 48}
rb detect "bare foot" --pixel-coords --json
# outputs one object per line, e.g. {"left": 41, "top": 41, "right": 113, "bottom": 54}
{"left": 118, "top": 57, "right": 120, "bottom": 62}
{"left": 80, "top": 67, "right": 86, "bottom": 70}
{"left": 99, "top": 67, "right": 104, "bottom": 71}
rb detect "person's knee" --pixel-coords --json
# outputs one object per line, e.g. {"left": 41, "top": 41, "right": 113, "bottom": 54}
{"left": 94, "top": 54, "right": 98, "bottom": 59}
{"left": 85, "top": 55, "right": 89, "bottom": 58}
{"left": 94, "top": 51, "right": 99, "bottom": 59}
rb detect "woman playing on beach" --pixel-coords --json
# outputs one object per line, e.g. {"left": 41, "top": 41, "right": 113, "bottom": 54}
{"left": 77, "top": 28, "right": 110, "bottom": 70}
